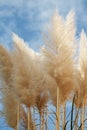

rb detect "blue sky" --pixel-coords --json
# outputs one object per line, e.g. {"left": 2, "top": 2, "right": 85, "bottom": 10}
{"left": 0, "top": 0, "right": 87, "bottom": 129}
{"left": 0, "top": 0, "right": 87, "bottom": 50}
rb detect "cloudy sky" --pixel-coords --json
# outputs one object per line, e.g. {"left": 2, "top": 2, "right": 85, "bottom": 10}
{"left": 0, "top": 0, "right": 87, "bottom": 129}
{"left": 0, "top": 0, "right": 87, "bottom": 50}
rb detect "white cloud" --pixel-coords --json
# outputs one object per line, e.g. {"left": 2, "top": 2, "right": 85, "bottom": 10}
{"left": 0, "top": 0, "right": 87, "bottom": 48}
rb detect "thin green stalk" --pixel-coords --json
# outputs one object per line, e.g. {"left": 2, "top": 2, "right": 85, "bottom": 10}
{"left": 71, "top": 95, "right": 75, "bottom": 130}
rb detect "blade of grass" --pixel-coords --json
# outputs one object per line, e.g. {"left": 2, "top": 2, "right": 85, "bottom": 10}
{"left": 63, "top": 120, "right": 69, "bottom": 130}
{"left": 78, "top": 119, "right": 87, "bottom": 130}
{"left": 71, "top": 95, "right": 75, "bottom": 130}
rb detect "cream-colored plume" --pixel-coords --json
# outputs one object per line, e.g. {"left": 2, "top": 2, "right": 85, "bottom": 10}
{"left": 79, "top": 30, "right": 87, "bottom": 91}
{"left": 79, "top": 30, "right": 87, "bottom": 70}
{"left": 0, "top": 45, "right": 28, "bottom": 129}
{"left": 41, "top": 10, "right": 76, "bottom": 105}
{"left": 11, "top": 34, "right": 38, "bottom": 107}
{"left": 1, "top": 82, "right": 17, "bottom": 129}
{"left": 0, "top": 45, "right": 17, "bottom": 128}
{"left": 75, "top": 30, "right": 87, "bottom": 107}
{"left": 0, "top": 45, "right": 12, "bottom": 83}
{"left": 12, "top": 34, "right": 57, "bottom": 109}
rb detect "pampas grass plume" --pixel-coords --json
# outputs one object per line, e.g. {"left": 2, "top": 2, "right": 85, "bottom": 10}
{"left": 41, "top": 10, "right": 76, "bottom": 105}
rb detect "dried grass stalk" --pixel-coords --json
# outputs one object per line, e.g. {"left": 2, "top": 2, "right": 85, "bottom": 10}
{"left": 56, "top": 87, "right": 60, "bottom": 130}
{"left": 28, "top": 108, "right": 30, "bottom": 130}
{"left": 17, "top": 102, "right": 20, "bottom": 130}
{"left": 81, "top": 100, "right": 85, "bottom": 130}
{"left": 62, "top": 102, "right": 66, "bottom": 129}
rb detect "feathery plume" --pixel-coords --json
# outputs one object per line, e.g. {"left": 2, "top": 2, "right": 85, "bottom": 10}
{"left": 0, "top": 45, "right": 12, "bottom": 83}
{"left": 75, "top": 30, "right": 87, "bottom": 107}
{"left": 41, "top": 10, "right": 76, "bottom": 105}
{"left": 1, "top": 82, "right": 17, "bottom": 128}
{"left": 0, "top": 45, "right": 28, "bottom": 129}
{"left": 12, "top": 34, "right": 55, "bottom": 108}
{"left": 0, "top": 45, "right": 17, "bottom": 128}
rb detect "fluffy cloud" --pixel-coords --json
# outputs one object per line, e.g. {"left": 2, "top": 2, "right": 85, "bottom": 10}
{"left": 0, "top": 0, "right": 87, "bottom": 48}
